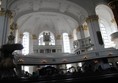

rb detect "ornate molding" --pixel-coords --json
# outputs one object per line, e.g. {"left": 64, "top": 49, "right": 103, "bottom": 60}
{"left": 56, "top": 35, "right": 61, "bottom": 40}
{"left": 62, "top": 59, "right": 68, "bottom": 63}
{"left": 32, "top": 34, "right": 37, "bottom": 40}
{"left": 41, "top": 59, "right": 47, "bottom": 63}
{"left": 18, "top": 58, "right": 24, "bottom": 64}
{"left": 83, "top": 25, "right": 88, "bottom": 31}
{"left": 86, "top": 15, "right": 99, "bottom": 22}
{"left": 0, "top": 9, "right": 13, "bottom": 17}
{"left": 6, "top": 10, "right": 13, "bottom": 18}
{"left": 69, "top": 34, "right": 73, "bottom": 39}
{"left": 0, "top": 8, "right": 5, "bottom": 16}
{"left": 19, "top": 33, "right": 23, "bottom": 38}
{"left": 76, "top": 25, "right": 88, "bottom": 32}
{"left": 10, "top": 22, "right": 17, "bottom": 31}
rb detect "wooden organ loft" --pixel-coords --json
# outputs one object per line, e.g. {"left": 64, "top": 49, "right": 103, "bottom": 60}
{"left": 33, "top": 32, "right": 62, "bottom": 54}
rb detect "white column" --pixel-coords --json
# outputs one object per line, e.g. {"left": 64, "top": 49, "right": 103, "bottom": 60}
{"left": 86, "top": 15, "right": 104, "bottom": 50}
{"left": 55, "top": 35, "right": 62, "bottom": 45}
{"left": 29, "top": 34, "right": 33, "bottom": 54}
{"left": 69, "top": 34, "right": 74, "bottom": 53}
{"left": 83, "top": 25, "right": 90, "bottom": 37}
{"left": 76, "top": 25, "right": 86, "bottom": 39}
{"left": 79, "top": 25, "right": 85, "bottom": 39}
{"left": 76, "top": 27, "right": 81, "bottom": 39}
{"left": 32, "top": 34, "right": 38, "bottom": 53}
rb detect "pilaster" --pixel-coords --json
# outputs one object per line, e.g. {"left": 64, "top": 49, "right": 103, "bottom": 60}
{"left": 86, "top": 15, "right": 104, "bottom": 50}
{"left": 55, "top": 34, "right": 64, "bottom": 52}
{"left": 69, "top": 34, "right": 74, "bottom": 53}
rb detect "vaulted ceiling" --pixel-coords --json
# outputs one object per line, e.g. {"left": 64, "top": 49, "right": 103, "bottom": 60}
{"left": 17, "top": 12, "right": 79, "bottom": 35}
{"left": 9, "top": 0, "right": 88, "bottom": 35}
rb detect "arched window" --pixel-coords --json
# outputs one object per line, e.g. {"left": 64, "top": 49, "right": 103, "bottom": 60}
{"left": 96, "top": 4, "right": 116, "bottom": 48}
{"left": 63, "top": 33, "right": 71, "bottom": 53}
{"left": 22, "top": 32, "right": 29, "bottom": 55}
{"left": 39, "top": 31, "right": 55, "bottom": 45}
{"left": 99, "top": 21, "right": 115, "bottom": 48}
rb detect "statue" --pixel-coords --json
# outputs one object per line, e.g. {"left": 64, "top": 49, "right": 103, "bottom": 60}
{"left": 7, "top": 32, "right": 15, "bottom": 44}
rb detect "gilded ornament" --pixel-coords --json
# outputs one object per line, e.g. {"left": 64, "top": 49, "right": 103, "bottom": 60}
{"left": 32, "top": 34, "right": 37, "bottom": 40}
{"left": 86, "top": 15, "right": 99, "bottom": 22}
{"left": 56, "top": 35, "right": 61, "bottom": 40}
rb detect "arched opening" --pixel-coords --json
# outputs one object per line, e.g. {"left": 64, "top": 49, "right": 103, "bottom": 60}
{"left": 22, "top": 32, "right": 29, "bottom": 55}
{"left": 95, "top": 4, "right": 116, "bottom": 48}
{"left": 63, "top": 33, "right": 71, "bottom": 53}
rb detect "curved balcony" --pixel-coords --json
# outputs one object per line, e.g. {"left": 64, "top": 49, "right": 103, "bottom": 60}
{"left": 14, "top": 48, "right": 118, "bottom": 65}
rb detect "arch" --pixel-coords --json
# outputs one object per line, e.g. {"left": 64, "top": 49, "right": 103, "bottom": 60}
{"left": 95, "top": 4, "right": 117, "bottom": 33}
{"left": 95, "top": 4, "right": 116, "bottom": 48}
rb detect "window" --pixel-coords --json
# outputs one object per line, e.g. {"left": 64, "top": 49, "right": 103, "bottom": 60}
{"left": 96, "top": 5, "right": 116, "bottom": 48}
{"left": 63, "top": 33, "right": 71, "bottom": 53}
{"left": 22, "top": 32, "right": 29, "bottom": 55}
{"left": 99, "top": 22, "right": 114, "bottom": 48}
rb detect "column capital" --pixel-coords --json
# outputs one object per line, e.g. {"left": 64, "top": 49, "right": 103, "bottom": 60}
{"left": 0, "top": 9, "right": 13, "bottom": 17}
{"left": 56, "top": 34, "right": 61, "bottom": 40}
{"left": 83, "top": 25, "right": 88, "bottom": 31}
{"left": 19, "top": 33, "right": 23, "bottom": 38}
{"left": 69, "top": 34, "right": 73, "bottom": 39}
{"left": 76, "top": 25, "right": 88, "bottom": 32}
{"left": 76, "top": 25, "right": 82, "bottom": 32}
{"left": 86, "top": 15, "right": 99, "bottom": 23}
{"left": 32, "top": 34, "right": 37, "bottom": 40}
{"left": 0, "top": 8, "right": 5, "bottom": 16}
{"left": 6, "top": 10, "right": 13, "bottom": 18}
